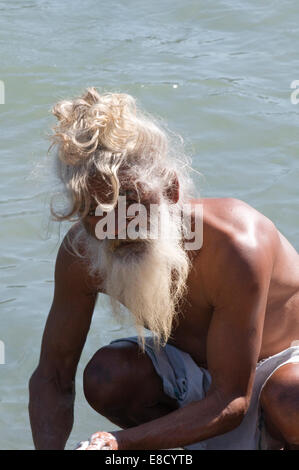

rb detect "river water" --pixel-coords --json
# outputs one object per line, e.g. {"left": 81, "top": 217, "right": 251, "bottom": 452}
{"left": 0, "top": 0, "right": 299, "bottom": 449}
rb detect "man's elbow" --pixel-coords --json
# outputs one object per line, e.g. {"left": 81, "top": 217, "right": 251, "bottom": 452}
{"left": 29, "top": 368, "right": 44, "bottom": 395}
{"left": 222, "top": 396, "right": 249, "bottom": 431}
{"left": 29, "top": 365, "right": 75, "bottom": 397}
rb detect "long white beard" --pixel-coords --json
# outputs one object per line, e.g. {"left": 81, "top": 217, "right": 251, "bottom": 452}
{"left": 83, "top": 203, "right": 191, "bottom": 348}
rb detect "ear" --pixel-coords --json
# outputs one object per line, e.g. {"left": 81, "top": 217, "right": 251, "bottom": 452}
{"left": 165, "top": 173, "right": 179, "bottom": 204}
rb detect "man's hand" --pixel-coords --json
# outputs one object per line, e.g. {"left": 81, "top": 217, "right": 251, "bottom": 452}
{"left": 76, "top": 432, "right": 118, "bottom": 450}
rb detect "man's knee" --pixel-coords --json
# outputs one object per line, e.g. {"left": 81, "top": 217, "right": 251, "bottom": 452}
{"left": 261, "top": 363, "right": 299, "bottom": 446}
{"left": 83, "top": 342, "right": 141, "bottom": 411}
{"left": 83, "top": 340, "right": 168, "bottom": 414}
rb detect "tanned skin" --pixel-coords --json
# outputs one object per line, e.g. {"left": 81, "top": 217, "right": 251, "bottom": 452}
{"left": 29, "top": 197, "right": 299, "bottom": 450}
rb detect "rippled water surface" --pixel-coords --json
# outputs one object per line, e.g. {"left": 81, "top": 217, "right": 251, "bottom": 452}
{"left": 0, "top": 0, "right": 299, "bottom": 449}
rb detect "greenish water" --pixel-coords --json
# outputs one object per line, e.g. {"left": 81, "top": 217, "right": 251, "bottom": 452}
{"left": 0, "top": 0, "right": 299, "bottom": 450}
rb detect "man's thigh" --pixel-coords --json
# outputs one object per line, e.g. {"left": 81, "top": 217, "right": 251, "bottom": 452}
{"left": 260, "top": 362, "right": 299, "bottom": 448}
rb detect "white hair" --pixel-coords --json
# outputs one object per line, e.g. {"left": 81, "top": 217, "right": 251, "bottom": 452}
{"left": 49, "top": 87, "right": 198, "bottom": 348}
{"left": 49, "top": 87, "right": 195, "bottom": 221}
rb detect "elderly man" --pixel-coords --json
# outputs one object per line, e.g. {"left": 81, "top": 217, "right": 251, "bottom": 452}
{"left": 29, "top": 88, "right": 299, "bottom": 450}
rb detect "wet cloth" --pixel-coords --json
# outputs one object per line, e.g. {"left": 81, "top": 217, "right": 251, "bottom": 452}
{"left": 110, "top": 336, "right": 299, "bottom": 450}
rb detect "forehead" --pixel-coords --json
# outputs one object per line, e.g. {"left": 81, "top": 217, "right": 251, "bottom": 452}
{"left": 88, "top": 172, "right": 155, "bottom": 196}
{"left": 88, "top": 172, "right": 134, "bottom": 193}
{"left": 87, "top": 173, "right": 149, "bottom": 205}
{"left": 88, "top": 174, "right": 112, "bottom": 195}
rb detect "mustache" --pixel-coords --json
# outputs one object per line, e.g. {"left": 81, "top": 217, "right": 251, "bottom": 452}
{"left": 108, "top": 238, "right": 149, "bottom": 253}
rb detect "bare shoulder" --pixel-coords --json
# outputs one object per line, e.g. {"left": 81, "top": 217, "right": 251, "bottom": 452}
{"left": 193, "top": 198, "right": 279, "bottom": 295}
{"left": 56, "top": 222, "right": 86, "bottom": 268}
{"left": 197, "top": 197, "right": 279, "bottom": 249}
{"left": 55, "top": 222, "right": 101, "bottom": 295}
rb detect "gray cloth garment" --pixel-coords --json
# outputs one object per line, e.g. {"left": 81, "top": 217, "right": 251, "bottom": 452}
{"left": 110, "top": 336, "right": 299, "bottom": 450}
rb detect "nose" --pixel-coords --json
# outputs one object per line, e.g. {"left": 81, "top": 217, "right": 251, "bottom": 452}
{"left": 89, "top": 208, "right": 131, "bottom": 240}
{"left": 114, "top": 211, "right": 135, "bottom": 238}
{"left": 92, "top": 200, "right": 145, "bottom": 240}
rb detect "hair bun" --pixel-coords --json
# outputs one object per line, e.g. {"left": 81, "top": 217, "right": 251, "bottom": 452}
{"left": 51, "top": 88, "right": 137, "bottom": 165}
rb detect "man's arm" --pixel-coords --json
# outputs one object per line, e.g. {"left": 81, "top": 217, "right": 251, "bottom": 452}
{"left": 104, "top": 227, "right": 275, "bottom": 450}
{"left": 29, "top": 227, "right": 98, "bottom": 450}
